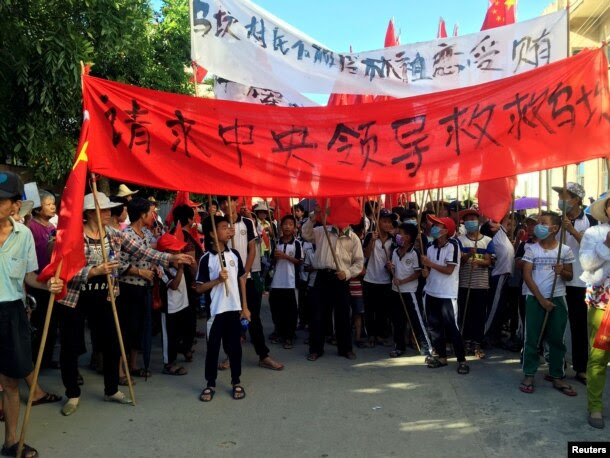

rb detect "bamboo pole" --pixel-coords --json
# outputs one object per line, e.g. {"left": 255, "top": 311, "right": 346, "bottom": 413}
{"left": 538, "top": 170, "right": 543, "bottom": 215}
{"left": 17, "top": 261, "right": 63, "bottom": 457}
{"left": 227, "top": 196, "right": 235, "bottom": 247}
{"left": 207, "top": 194, "right": 229, "bottom": 297}
{"left": 537, "top": 165, "right": 568, "bottom": 347}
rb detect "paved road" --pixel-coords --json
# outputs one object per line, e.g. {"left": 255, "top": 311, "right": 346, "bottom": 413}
{"left": 18, "top": 301, "right": 609, "bottom": 457}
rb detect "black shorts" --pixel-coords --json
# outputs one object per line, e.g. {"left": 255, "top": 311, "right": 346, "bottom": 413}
{"left": 0, "top": 300, "right": 34, "bottom": 378}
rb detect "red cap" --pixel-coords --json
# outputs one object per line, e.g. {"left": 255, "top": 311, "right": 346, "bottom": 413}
{"left": 156, "top": 233, "right": 187, "bottom": 252}
{"left": 458, "top": 208, "right": 480, "bottom": 220}
{"left": 427, "top": 214, "right": 456, "bottom": 237}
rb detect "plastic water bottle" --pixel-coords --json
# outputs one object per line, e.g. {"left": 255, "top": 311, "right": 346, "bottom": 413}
{"left": 241, "top": 318, "right": 249, "bottom": 332}
{"left": 108, "top": 248, "right": 119, "bottom": 279}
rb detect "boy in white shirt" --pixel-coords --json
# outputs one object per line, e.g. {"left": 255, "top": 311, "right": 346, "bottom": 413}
{"left": 520, "top": 212, "right": 576, "bottom": 396}
{"left": 422, "top": 215, "right": 469, "bottom": 374}
{"left": 269, "top": 215, "right": 303, "bottom": 349}
{"left": 195, "top": 216, "right": 250, "bottom": 401}
{"left": 387, "top": 223, "right": 431, "bottom": 357}
{"left": 158, "top": 232, "right": 192, "bottom": 376}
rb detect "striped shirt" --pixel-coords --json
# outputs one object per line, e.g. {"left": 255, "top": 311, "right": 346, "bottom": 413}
{"left": 457, "top": 234, "right": 493, "bottom": 289}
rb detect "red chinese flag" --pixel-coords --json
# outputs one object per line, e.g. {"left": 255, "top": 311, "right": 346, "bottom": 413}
{"left": 166, "top": 191, "right": 200, "bottom": 225}
{"left": 272, "top": 197, "right": 291, "bottom": 218}
{"left": 437, "top": 17, "right": 448, "bottom": 38}
{"left": 375, "top": 19, "right": 400, "bottom": 103}
{"left": 190, "top": 61, "right": 208, "bottom": 84}
{"left": 481, "top": 0, "right": 516, "bottom": 31}
{"left": 476, "top": 176, "right": 517, "bottom": 222}
{"left": 37, "top": 114, "right": 89, "bottom": 298}
{"left": 325, "top": 197, "right": 362, "bottom": 228}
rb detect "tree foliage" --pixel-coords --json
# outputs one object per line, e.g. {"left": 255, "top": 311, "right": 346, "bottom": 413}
{"left": 0, "top": 0, "right": 193, "bottom": 185}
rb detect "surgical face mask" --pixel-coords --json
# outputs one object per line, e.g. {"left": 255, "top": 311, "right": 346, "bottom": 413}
{"left": 405, "top": 219, "right": 418, "bottom": 226}
{"left": 464, "top": 220, "right": 479, "bottom": 233}
{"left": 558, "top": 199, "right": 574, "bottom": 213}
{"left": 430, "top": 226, "right": 443, "bottom": 240}
{"left": 395, "top": 234, "right": 405, "bottom": 247}
{"left": 534, "top": 224, "right": 550, "bottom": 240}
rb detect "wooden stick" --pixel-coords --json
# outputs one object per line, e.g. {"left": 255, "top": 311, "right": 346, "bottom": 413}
{"left": 537, "top": 165, "right": 568, "bottom": 347}
{"left": 510, "top": 191, "right": 516, "bottom": 242}
{"left": 90, "top": 176, "right": 136, "bottom": 405}
{"left": 322, "top": 198, "right": 341, "bottom": 271}
{"left": 460, "top": 238, "right": 479, "bottom": 334}
{"left": 208, "top": 194, "right": 229, "bottom": 296}
{"left": 227, "top": 196, "right": 235, "bottom": 247}
{"left": 17, "top": 261, "right": 63, "bottom": 457}
{"left": 538, "top": 170, "right": 543, "bottom": 215}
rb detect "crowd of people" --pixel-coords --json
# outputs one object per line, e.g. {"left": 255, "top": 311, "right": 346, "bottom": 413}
{"left": 1, "top": 171, "right": 609, "bottom": 457}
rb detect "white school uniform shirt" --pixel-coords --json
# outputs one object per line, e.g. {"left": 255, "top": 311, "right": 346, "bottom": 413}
{"left": 196, "top": 247, "right": 245, "bottom": 317}
{"left": 490, "top": 226, "right": 515, "bottom": 276}
{"left": 227, "top": 215, "right": 257, "bottom": 276}
{"left": 363, "top": 233, "right": 394, "bottom": 284}
{"left": 391, "top": 246, "right": 421, "bottom": 293}
{"left": 161, "top": 267, "right": 189, "bottom": 314}
{"left": 271, "top": 237, "right": 303, "bottom": 289}
{"left": 424, "top": 238, "right": 460, "bottom": 299}
{"left": 522, "top": 242, "right": 575, "bottom": 298}
{"left": 556, "top": 210, "right": 595, "bottom": 288}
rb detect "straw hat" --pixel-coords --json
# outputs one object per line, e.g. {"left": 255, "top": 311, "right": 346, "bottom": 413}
{"left": 589, "top": 194, "right": 610, "bottom": 223}
{"left": 116, "top": 184, "right": 139, "bottom": 198}
{"left": 83, "top": 192, "right": 122, "bottom": 211}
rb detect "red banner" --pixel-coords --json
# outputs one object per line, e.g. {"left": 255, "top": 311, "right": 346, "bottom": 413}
{"left": 83, "top": 49, "right": 610, "bottom": 197}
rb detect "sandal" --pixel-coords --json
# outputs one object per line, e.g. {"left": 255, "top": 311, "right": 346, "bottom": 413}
{"left": 1, "top": 443, "right": 38, "bottom": 457}
{"left": 282, "top": 341, "right": 294, "bottom": 350}
{"left": 130, "top": 368, "right": 152, "bottom": 378}
{"left": 217, "top": 358, "right": 230, "bottom": 371}
{"left": 162, "top": 365, "right": 188, "bottom": 376}
{"left": 389, "top": 349, "right": 405, "bottom": 358}
{"left": 258, "top": 357, "right": 284, "bottom": 370}
{"left": 232, "top": 385, "right": 246, "bottom": 400}
{"left": 31, "top": 392, "right": 62, "bottom": 406}
{"left": 575, "top": 373, "right": 587, "bottom": 385}
{"left": 199, "top": 387, "right": 215, "bottom": 402}
{"left": 457, "top": 362, "right": 470, "bottom": 375}
{"left": 473, "top": 346, "right": 486, "bottom": 359}
{"left": 519, "top": 382, "right": 535, "bottom": 394}
{"left": 355, "top": 340, "right": 368, "bottom": 349}
{"left": 306, "top": 353, "right": 320, "bottom": 361}
{"left": 427, "top": 358, "right": 448, "bottom": 369}
{"left": 552, "top": 382, "right": 577, "bottom": 397}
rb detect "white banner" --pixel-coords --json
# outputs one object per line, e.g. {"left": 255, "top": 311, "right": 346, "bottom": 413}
{"left": 191, "top": 0, "right": 567, "bottom": 97}
{"left": 214, "top": 78, "right": 318, "bottom": 106}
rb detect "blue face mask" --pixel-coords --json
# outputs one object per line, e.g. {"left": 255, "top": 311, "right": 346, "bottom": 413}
{"left": 534, "top": 224, "right": 550, "bottom": 240}
{"left": 464, "top": 220, "right": 479, "bottom": 233}
{"left": 558, "top": 199, "right": 573, "bottom": 213}
{"left": 405, "top": 219, "right": 418, "bottom": 226}
{"left": 395, "top": 234, "right": 404, "bottom": 247}
{"left": 430, "top": 226, "right": 442, "bottom": 240}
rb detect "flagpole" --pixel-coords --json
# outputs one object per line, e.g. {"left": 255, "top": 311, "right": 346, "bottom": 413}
{"left": 207, "top": 194, "right": 230, "bottom": 297}
{"left": 227, "top": 195, "right": 235, "bottom": 247}
{"left": 90, "top": 174, "right": 136, "bottom": 405}
{"left": 538, "top": 170, "right": 543, "bottom": 215}
{"left": 17, "top": 261, "right": 63, "bottom": 458}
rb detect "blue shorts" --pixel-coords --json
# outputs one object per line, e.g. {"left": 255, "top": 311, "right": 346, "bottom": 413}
{"left": 350, "top": 296, "right": 365, "bottom": 315}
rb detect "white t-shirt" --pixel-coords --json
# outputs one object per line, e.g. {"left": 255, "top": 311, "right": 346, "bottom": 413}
{"left": 162, "top": 267, "right": 189, "bottom": 314}
{"left": 522, "top": 242, "right": 575, "bottom": 298}
{"left": 270, "top": 237, "right": 303, "bottom": 289}
{"left": 391, "top": 246, "right": 421, "bottom": 293}
{"left": 363, "top": 233, "right": 393, "bottom": 284}
{"left": 556, "top": 211, "right": 595, "bottom": 288}
{"left": 227, "top": 215, "right": 257, "bottom": 275}
{"left": 424, "top": 238, "right": 460, "bottom": 299}
{"left": 490, "top": 227, "right": 515, "bottom": 276}
{"left": 196, "top": 247, "right": 245, "bottom": 317}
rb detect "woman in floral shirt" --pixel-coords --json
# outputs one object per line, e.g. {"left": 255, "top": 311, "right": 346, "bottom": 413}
{"left": 579, "top": 193, "right": 610, "bottom": 429}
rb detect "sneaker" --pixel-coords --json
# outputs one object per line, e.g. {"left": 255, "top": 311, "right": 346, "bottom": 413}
{"left": 104, "top": 391, "right": 133, "bottom": 404}
{"left": 61, "top": 398, "right": 80, "bottom": 416}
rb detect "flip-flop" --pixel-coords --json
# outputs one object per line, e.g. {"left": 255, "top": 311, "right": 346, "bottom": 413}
{"left": 1, "top": 443, "right": 38, "bottom": 457}
{"left": 519, "top": 382, "right": 535, "bottom": 394}
{"left": 162, "top": 365, "right": 188, "bottom": 376}
{"left": 232, "top": 385, "right": 246, "bottom": 400}
{"left": 306, "top": 353, "right": 320, "bottom": 362}
{"left": 217, "top": 359, "right": 230, "bottom": 371}
{"left": 199, "top": 387, "right": 215, "bottom": 402}
{"left": 258, "top": 358, "right": 284, "bottom": 370}
{"left": 553, "top": 383, "right": 577, "bottom": 397}
{"left": 575, "top": 373, "right": 587, "bottom": 385}
{"left": 31, "top": 392, "right": 62, "bottom": 406}
{"left": 427, "top": 358, "right": 448, "bottom": 369}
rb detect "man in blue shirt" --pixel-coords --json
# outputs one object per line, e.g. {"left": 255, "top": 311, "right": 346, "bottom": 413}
{"left": 0, "top": 171, "right": 63, "bottom": 458}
